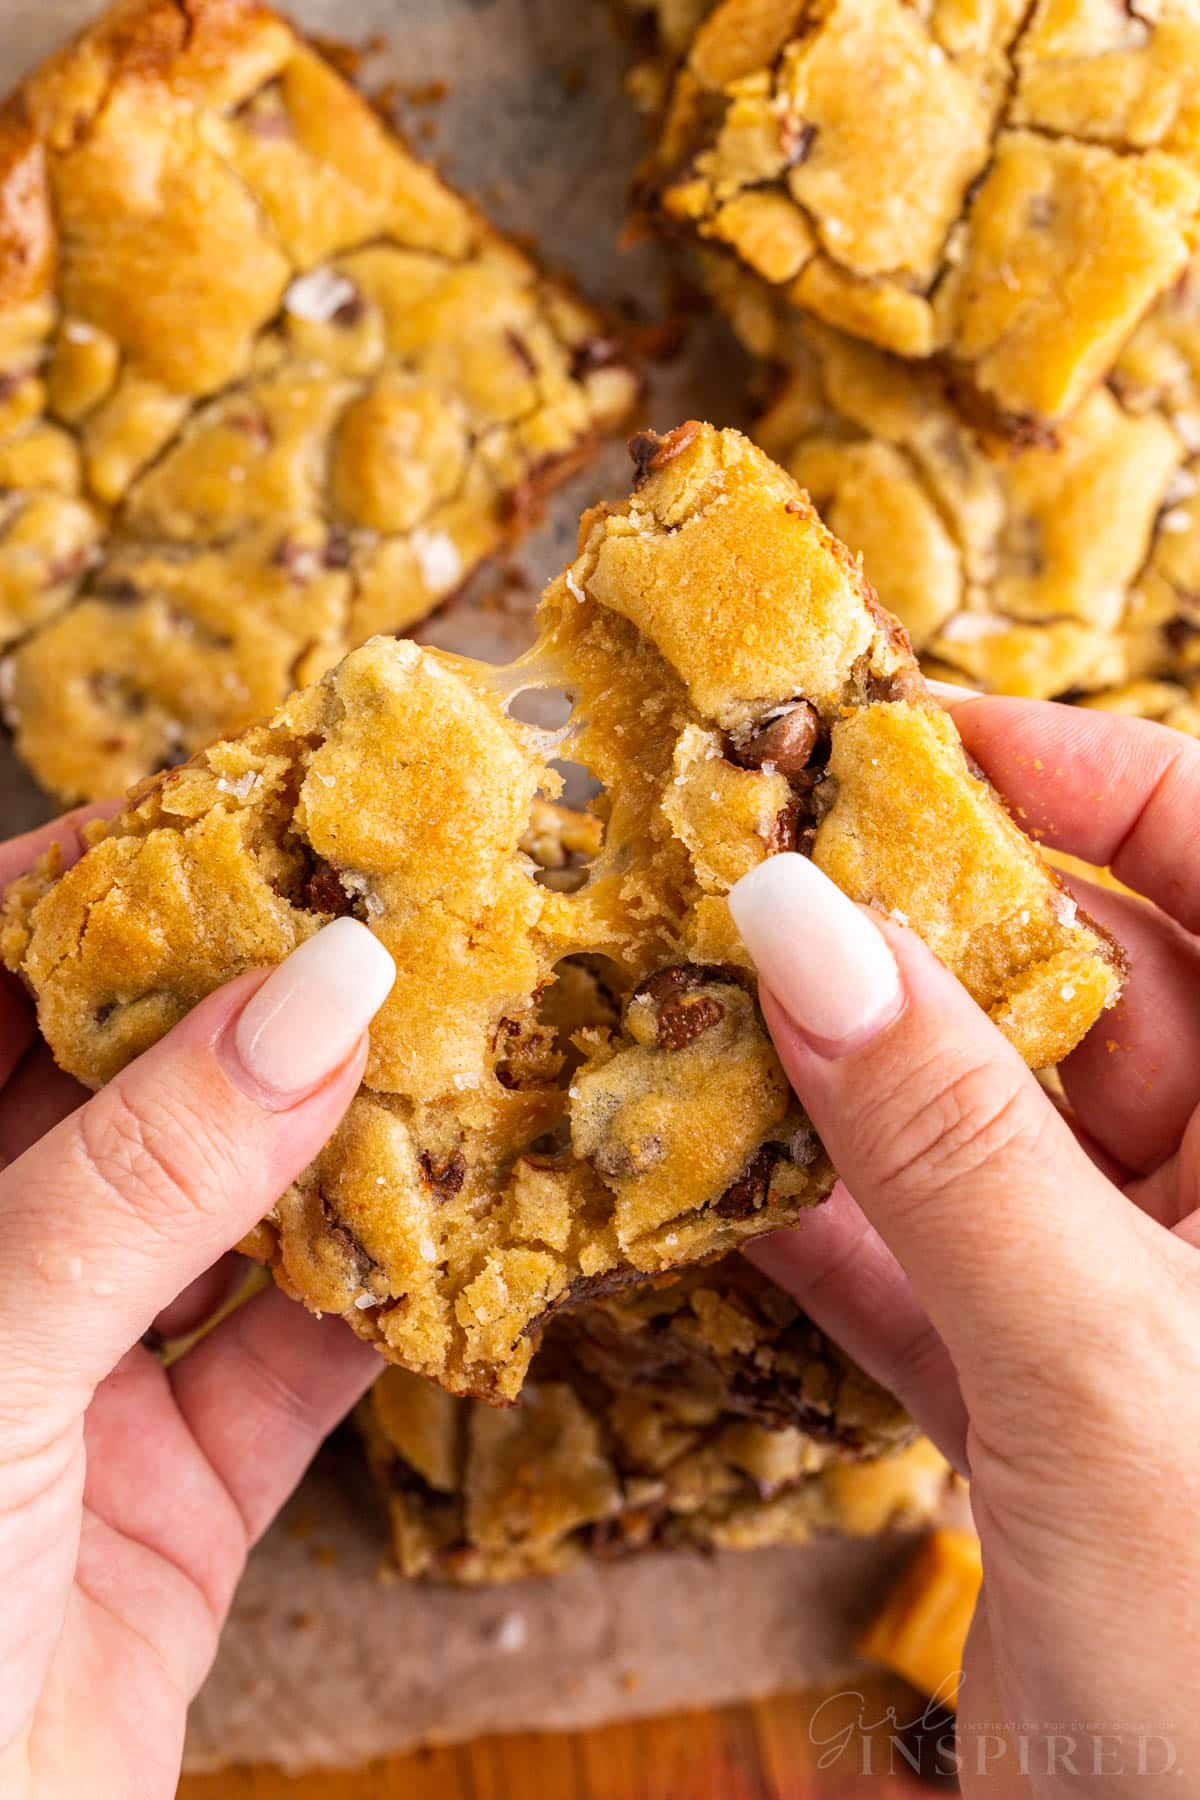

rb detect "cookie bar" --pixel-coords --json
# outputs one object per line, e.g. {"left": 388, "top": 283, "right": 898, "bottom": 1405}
{"left": 651, "top": 0, "right": 1200, "bottom": 428}
{"left": 359, "top": 1259, "right": 941, "bottom": 1583}
{"left": 0, "top": 0, "right": 636, "bottom": 804}
{"left": 2, "top": 424, "right": 1123, "bottom": 1401}
{"left": 751, "top": 315, "right": 1197, "bottom": 700}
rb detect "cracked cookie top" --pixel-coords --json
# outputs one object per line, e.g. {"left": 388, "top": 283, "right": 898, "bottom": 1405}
{"left": 751, "top": 309, "right": 1200, "bottom": 699}
{"left": 2, "top": 424, "right": 1123, "bottom": 1401}
{"left": 652, "top": 0, "right": 1200, "bottom": 428}
{"left": 0, "top": 0, "right": 635, "bottom": 802}
{"left": 359, "top": 1257, "right": 942, "bottom": 1583}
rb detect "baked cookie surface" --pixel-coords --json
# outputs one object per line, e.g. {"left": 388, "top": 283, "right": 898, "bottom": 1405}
{"left": 0, "top": 0, "right": 636, "bottom": 803}
{"left": 359, "top": 1257, "right": 942, "bottom": 1583}
{"left": 652, "top": 0, "right": 1200, "bottom": 428}
{"left": 751, "top": 311, "right": 1200, "bottom": 700}
{"left": 2, "top": 425, "right": 1123, "bottom": 1399}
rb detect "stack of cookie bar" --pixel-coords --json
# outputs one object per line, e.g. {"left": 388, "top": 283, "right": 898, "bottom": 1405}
{"left": 642, "top": 0, "right": 1200, "bottom": 727}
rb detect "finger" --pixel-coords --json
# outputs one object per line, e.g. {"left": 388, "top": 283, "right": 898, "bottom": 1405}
{"left": 729, "top": 856, "right": 1153, "bottom": 1437}
{"left": 938, "top": 696, "right": 1200, "bottom": 934}
{"left": 0, "top": 974, "right": 36, "bottom": 1092}
{"left": 745, "top": 1183, "right": 969, "bottom": 1468}
{"left": 0, "top": 1041, "right": 87, "bottom": 1169}
{"left": 81, "top": 1294, "right": 380, "bottom": 1694}
{"left": 0, "top": 918, "right": 395, "bottom": 1429}
{"left": 167, "top": 1282, "right": 381, "bottom": 1544}
{"left": 1131, "top": 1110, "right": 1200, "bottom": 1239}
{"left": 1055, "top": 878, "right": 1200, "bottom": 1178}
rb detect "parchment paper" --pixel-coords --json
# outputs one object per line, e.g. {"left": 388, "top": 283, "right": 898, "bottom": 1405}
{"left": 1, "top": 0, "right": 933, "bottom": 1772}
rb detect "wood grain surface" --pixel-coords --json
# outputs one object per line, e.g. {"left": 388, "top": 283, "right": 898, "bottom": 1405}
{"left": 180, "top": 1681, "right": 948, "bottom": 1797}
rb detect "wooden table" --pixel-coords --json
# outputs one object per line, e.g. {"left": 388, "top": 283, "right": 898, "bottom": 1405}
{"left": 181, "top": 1681, "right": 946, "bottom": 1797}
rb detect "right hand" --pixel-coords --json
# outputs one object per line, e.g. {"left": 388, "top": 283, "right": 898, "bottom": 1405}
{"left": 730, "top": 697, "right": 1200, "bottom": 1797}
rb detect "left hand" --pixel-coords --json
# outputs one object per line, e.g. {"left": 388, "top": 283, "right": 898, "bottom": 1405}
{"left": 0, "top": 810, "right": 396, "bottom": 1800}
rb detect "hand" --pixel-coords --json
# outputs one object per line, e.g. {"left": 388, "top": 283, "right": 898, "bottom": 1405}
{"left": 0, "top": 810, "right": 396, "bottom": 1800}
{"left": 731, "top": 697, "right": 1200, "bottom": 1797}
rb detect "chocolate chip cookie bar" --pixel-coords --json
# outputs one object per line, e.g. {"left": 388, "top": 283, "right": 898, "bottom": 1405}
{"left": 651, "top": 0, "right": 1200, "bottom": 431}
{"left": 750, "top": 313, "right": 1198, "bottom": 700}
{"left": 0, "top": 0, "right": 636, "bottom": 804}
{"left": 2, "top": 424, "right": 1123, "bottom": 1401}
{"left": 359, "top": 1258, "right": 943, "bottom": 1582}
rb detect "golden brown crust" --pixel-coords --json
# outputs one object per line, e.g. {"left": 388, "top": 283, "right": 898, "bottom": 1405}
{"left": 0, "top": 106, "right": 54, "bottom": 312}
{"left": 651, "top": 0, "right": 1200, "bottom": 427}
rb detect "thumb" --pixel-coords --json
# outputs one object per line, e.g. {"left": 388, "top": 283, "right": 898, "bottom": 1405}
{"left": 729, "top": 855, "right": 1145, "bottom": 1423}
{"left": 0, "top": 917, "right": 394, "bottom": 1430}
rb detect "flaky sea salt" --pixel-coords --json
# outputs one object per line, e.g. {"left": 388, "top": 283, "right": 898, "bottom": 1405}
{"left": 418, "top": 1236, "right": 439, "bottom": 1263}
{"left": 1054, "top": 893, "right": 1078, "bottom": 928}
{"left": 1060, "top": 984, "right": 1076, "bottom": 1002}
{"left": 888, "top": 907, "right": 909, "bottom": 927}
{"left": 353, "top": 1292, "right": 379, "bottom": 1311}
{"left": 566, "top": 570, "right": 587, "bottom": 604}
{"left": 284, "top": 267, "right": 359, "bottom": 323}
{"left": 216, "top": 770, "right": 260, "bottom": 800}
{"left": 453, "top": 1071, "right": 481, "bottom": 1091}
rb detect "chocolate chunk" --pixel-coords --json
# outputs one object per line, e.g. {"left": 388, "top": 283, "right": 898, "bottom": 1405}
{"left": 656, "top": 993, "right": 725, "bottom": 1050}
{"left": 633, "top": 962, "right": 749, "bottom": 1006}
{"left": 713, "top": 1143, "right": 786, "bottom": 1220}
{"left": 418, "top": 1149, "right": 466, "bottom": 1201}
{"left": 629, "top": 421, "right": 701, "bottom": 486}
{"left": 302, "top": 861, "right": 355, "bottom": 916}
{"left": 728, "top": 700, "right": 820, "bottom": 775}
{"left": 570, "top": 336, "right": 622, "bottom": 379}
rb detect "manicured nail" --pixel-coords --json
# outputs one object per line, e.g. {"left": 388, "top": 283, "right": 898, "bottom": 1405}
{"left": 231, "top": 918, "right": 395, "bottom": 1101}
{"left": 729, "top": 855, "right": 903, "bottom": 1056}
{"left": 925, "top": 678, "right": 982, "bottom": 705}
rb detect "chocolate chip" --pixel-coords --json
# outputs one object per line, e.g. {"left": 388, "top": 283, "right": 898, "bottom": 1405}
{"left": 151, "top": 746, "right": 189, "bottom": 774}
{"left": 781, "top": 119, "right": 816, "bottom": 167}
{"left": 629, "top": 421, "right": 701, "bottom": 486}
{"left": 656, "top": 993, "right": 725, "bottom": 1050}
{"left": 332, "top": 290, "right": 366, "bottom": 329}
{"left": 418, "top": 1149, "right": 466, "bottom": 1201}
{"left": 633, "top": 962, "right": 750, "bottom": 1006}
{"left": 713, "top": 1143, "right": 786, "bottom": 1220}
{"left": 570, "top": 336, "right": 622, "bottom": 379}
{"left": 324, "top": 529, "right": 353, "bottom": 570}
{"left": 727, "top": 700, "right": 820, "bottom": 775}
{"left": 505, "top": 330, "right": 539, "bottom": 378}
{"left": 303, "top": 861, "right": 355, "bottom": 916}
{"left": 767, "top": 798, "right": 801, "bottom": 855}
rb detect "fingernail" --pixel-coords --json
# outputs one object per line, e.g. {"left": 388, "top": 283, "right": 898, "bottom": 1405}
{"left": 231, "top": 918, "right": 395, "bottom": 1101}
{"left": 925, "top": 678, "right": 982, "bottom": 705}
{"left": 729, "top": 855, "right": 903, "bottom": 1056}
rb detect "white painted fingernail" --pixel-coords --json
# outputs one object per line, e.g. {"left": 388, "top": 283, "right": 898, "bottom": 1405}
{"left": 232, "top": 918, "right": 395, "bottom": 1100}
{"left": 729, "top": 855, "right": 903, "bottom": 1056}
{"left": 925, "top": 678, "right": 982, "bottom": 705}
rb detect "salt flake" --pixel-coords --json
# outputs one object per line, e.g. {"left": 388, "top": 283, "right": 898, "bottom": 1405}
{"left": 284, "top": 267, "right": 359, "bottom": 324}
